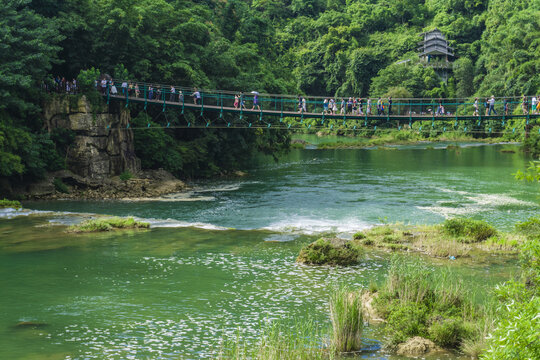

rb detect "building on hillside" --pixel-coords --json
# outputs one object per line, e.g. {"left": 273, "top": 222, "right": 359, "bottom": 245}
{"left": 418, "top": 28, "right": 454, "bottom": 82}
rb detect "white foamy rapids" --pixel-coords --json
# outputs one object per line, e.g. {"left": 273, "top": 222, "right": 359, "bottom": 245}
{"left": 143, "top": 218, "right": 231, "bottom": 231}
{"left": 0, "top": 208, "right": 60, "bottom": 219}
{"left": 418, "top": 192, "right": 537, "bottom": 218}
{"left": 261, "top": 217, "right": 372, "bottom": 236}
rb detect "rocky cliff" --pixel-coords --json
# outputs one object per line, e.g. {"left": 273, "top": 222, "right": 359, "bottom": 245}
{"left": 44, "top": 96, "right": 141, "bottom": 178}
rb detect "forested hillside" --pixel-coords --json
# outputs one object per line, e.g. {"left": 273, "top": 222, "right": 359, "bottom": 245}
{"left": 1, "top": 0, "right": 539, "bottom": 185}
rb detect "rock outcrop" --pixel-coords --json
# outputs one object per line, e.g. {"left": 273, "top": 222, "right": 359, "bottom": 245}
{"left": 44, "top": 95, "right": 140, "bottom": 179}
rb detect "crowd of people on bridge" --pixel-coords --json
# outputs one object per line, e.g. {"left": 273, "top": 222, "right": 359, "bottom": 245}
{"left": 47, "top": 76, "right": 540, "bottom": 118}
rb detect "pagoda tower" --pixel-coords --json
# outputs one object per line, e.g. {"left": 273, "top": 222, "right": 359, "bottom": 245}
{"left": 418, "top": 28, "right": 454, "bottom": 82}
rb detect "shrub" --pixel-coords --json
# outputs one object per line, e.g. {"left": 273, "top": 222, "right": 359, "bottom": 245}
{"left": 516, "top": 216, "right": 540, "bottom": 238}
{"left": 385, "top": 302, "right": 429, "bottom": 345}
{"left": 53, "top": 178, "right": 69, "bottom": 193}
{"left": 297, "top": 238, "right": 362, "bottom": 266}
{"left": 329, "top": 287, "right": 363, "bottom": 352}
{"left": 353, "top": 231, "right": 366, "bottom": 240}
{"left": 0, "top": 199, "right": 22, "bottom": 209}
{"left": 119, "top": 170, "right": 133, "bottom": 181}
{"left": 362, "top": 238, "right": 374, "bottom": 246}
{"left": 428, "top": 318, "right": 474, "bottom": 348}
{"left": 443, "top": 218, "right": 496, "bottom": 242}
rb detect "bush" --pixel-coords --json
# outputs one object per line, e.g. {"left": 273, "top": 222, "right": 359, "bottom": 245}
{"left": 353, "top": 231, "right": 366, "bottom": 240}
{"left": 297, "top": 238, "right": 363, "bottom": 266}
{"left": 53, "top": 178, "right": 69, "bottom": 193}
{"left": 443, "top": 218, "right": 496, "bottom": 242}
{"left": 428, "top": 318, "right": 474, "bottom": 348}
{"left": 516, "top": 216, "right": 540, "bottom": 238}
{"left": 119, "top": 170, "right": 133, "bottom": 181}
{"left": 385, "top": 302, "right": 429, "bottom": 345}
{"left": 0, "top": 199, "right": 22, "bottom": 209}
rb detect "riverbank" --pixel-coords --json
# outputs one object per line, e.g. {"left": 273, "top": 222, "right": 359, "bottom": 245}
{"left": 7, "top": 168, "right": 187, "bottom": 201}
{"left": 291, "top": 131, "right": 518, "bottom": 149}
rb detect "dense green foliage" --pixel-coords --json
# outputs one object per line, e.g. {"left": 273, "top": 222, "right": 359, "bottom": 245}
{"left": 481, "top": 218, "right": 540, "bottom": 359}
{"left": 0, "top": 199, "right": 22, "bottom": 209}
{"left": 0, "top": 1, "right": 63, "bottom": 183}
{"left": 2, "top": 0, "right": 540, "bottom": 187}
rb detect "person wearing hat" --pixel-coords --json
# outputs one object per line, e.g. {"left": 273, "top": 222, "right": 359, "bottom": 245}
{"left": 488, "top": 95, "right": 497, "bottom": 115}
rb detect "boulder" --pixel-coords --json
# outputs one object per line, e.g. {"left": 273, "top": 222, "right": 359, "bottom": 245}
{"left": 396, "top": 337, "right": 443, "bottom": 356}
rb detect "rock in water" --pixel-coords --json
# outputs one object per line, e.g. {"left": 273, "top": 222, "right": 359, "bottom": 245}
{"left": 13, "top": 321, "right": 48, "bottom": 329}
{"left": 396, "top": 337, "right": 442, "bottom": 356}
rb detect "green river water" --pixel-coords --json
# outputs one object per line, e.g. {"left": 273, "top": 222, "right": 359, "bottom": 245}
{"left": 1, "top": 142, "right": 538, "bottom": 359}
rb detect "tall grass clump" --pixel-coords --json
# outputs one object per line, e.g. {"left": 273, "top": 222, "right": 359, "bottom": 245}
{"left": 373, "top": 256, "right": 487, "bottom": 351}
{"left": 216, "top": 320, "right": 331, "bottom": 360}
{"left": 329, "top": 287, "right": 363, "bottom": 352}
{"left": 443, "top": 218, "right": 496, "bottom": 242}
{"left": 67, "top": 217, "right": 150, "bottom": 232}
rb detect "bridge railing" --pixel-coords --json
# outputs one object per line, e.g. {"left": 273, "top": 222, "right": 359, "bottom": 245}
{"left": 105, "top": 79, "right": 533, "bottom": 119}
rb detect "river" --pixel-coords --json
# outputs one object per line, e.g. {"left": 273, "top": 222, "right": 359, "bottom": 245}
{"left": 0, "top": 142, "right": 538, "bottom": 359}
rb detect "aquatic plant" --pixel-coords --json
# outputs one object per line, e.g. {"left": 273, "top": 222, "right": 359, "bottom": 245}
{"left": 442, "top": 218, "right": 496, "bottom": 242}
{"left": 373, "top": 256, "right": 484, "bottom": 350}
{"left": 354, "top": 222, "right": 521, "bottom": 258}
{"left": 67, "top": 217, "right": 150, "bottom": 232}
{"left": 329, "top": 287, "right": 363, "bottom": 353}
{"left": 0, "top": 199, "right": 21, "bottom": 209}
{"left": 297, "top": 238, "right": 362, "bottom": 266}
{"left": 216, "top": 320, "right": 331, "bottom": 360}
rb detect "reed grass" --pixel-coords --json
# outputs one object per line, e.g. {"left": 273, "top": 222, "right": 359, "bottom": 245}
{"left": 216, "top": 320, "right": 332, "bottom": 360}
{"left": 329, "top": 287, "right": 363, "bottom": 353}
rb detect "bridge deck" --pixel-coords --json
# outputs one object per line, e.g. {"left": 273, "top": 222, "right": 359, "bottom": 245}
{"left": 108, "top": 94, "right": 539, "bottom": 123}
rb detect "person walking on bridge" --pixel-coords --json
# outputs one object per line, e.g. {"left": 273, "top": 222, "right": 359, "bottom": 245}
{"left": 473, "top": 98, "right": 479, "bottom": 116}
{"left": 377, "top": 97, "right": 382, "bottom": 115}
{"left": 522, "top": 95, "right": 529, "bottom": 115}
{"left": 193, "top": 88, "right": 201, "bottom": 105}
{"left": 532, "top": 95, "right": 537, "bottom": 114}
{"left": 367, "top": 98, "right": 372, "bottom": 115}
{"left": 252, "top": 94, "right": 260, "bottom": 111}
{"left": 323, "top": 98, "right": 328, "bottom": 114}
{"left": 170, "top": 86, "right": 176, "bottom": 102}
{"left": 504, "top": 98, "right": 509, "bottom": 115}
{"left": 488, "top": 95, "right": 497, "bottom": 115}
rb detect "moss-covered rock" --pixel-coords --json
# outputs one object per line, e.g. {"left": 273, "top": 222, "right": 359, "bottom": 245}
{"left": 67, "top": 217, "right": 149, "bottom": 233}
{"left": 297, "top": 238, "right": 363, "bottom": 266}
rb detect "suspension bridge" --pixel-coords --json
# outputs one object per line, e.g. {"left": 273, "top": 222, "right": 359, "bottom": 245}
{"left": 104, "top": 80, "right": 539, "bottom": 134}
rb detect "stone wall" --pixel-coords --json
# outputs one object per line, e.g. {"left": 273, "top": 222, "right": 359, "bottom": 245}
{"left": 44, "top": 96, "right": 141, "bottom": 179}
